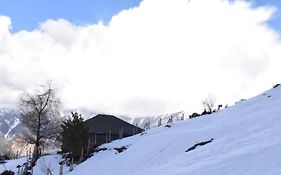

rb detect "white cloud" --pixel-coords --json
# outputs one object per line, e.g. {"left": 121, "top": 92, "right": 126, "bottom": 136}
{"left": 0, "top": 0, "right": 281, "bottom": 116}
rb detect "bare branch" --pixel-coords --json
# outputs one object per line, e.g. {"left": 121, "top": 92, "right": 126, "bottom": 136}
{"left": 202, "top": 95, "right": 216, "bottom": 113}
{"left": 18, "top": 82, "right": 62, "bottom": 165}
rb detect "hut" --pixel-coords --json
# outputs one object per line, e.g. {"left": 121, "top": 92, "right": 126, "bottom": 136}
{"left": 83, "top": 114, "right": 143, "bottom": 148}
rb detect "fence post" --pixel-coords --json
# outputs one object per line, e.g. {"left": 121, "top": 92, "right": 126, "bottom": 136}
{"left": 119, "top": 128, "right": 123, "bottom": 139}
{"left": 158, "top": 118, "right": 162, "bottom": 126}
{"left": 17, "top": 165, "right": 21, "bottom": 175}
{"left": 69, "top": 158, "right": 74, "bottom": 172}
{"left": 87, "top": 137, "right": 91, "bottom": 156}
{"left": 94, "top": 134, "right": 97, "bottom": 146}
{"left": 59, "top": 163, "right": 63, "bottom": 175}
{"left": 79, "top": 148, "right": 84, "bottom": 163}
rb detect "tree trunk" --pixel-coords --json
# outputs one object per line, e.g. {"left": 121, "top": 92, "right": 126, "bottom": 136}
{"left": 32, "top": 112, "right": 42, "bottom": 166}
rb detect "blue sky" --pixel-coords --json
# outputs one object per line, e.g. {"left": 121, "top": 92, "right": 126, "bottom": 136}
{"left": 0, "top": 0, "right": 141, "bottom": 32}
{"left": 252, "top": 0, "right": 281, "bottom": 31}
{"left": 0, "top": 0, "right": 280, "bottom": 32}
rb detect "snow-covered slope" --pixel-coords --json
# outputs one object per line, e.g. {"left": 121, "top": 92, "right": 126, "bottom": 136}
{"left": 1, "top": 85, "right": 281, "bottom": 175}
{"left": 0, "top": 154, "right": 70, "bottom": 175}
{"left": 67, "top": 85, "right": 281, "bottom": 175}
{"left": 0, "top": 108, "right": 24, "bottom": 139}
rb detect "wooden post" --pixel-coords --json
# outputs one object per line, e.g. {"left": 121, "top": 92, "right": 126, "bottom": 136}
{"left": 147, "top": 120, "right": 150, "bottom": 130}
{"left": 39, "top": 147, "right": 42, "bottom": 157}
{"left": 69, "top": 158, "right": 74, "bottom": 172}
{"left": 119, "top": 128, "right": 123, "bottom": 139}
{"left": 143, "top": 123, "right": 147, "bottom": 130}
{"left": 109, "top": 130, "right": 111, "bottom": 142}
{"left": 42, "top": 145, "right": 45, "bottom": 155}
{"left": 135, "top": 123, "right": 138, "bottom": 134}
{"left": 17, "top": 165, "right": 21, "bottom": 175}
{"left": 59, "top": 163, "right": 63, "bottom": 175}
{"left": 180, "top": 113, "right": 184, "bottom": 120}
{"left": 16, "top": 151, "right": 19, "bottom": 159}
{"left": 79, "top": 148, "right": 84, "bottom": 163}
{"left": 87, "top": 137, "right": 91, "bottom": 156}
{"left": 158, "top": 118, "right": 162, "bottom": 126}
{"left": 29, "top": 149, "right": 32, "bottom": 159}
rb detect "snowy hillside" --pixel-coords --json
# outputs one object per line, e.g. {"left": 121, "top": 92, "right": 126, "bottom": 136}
{"left": 66, "top": 84, "right": 281, "bottom": 175}
{"left": 1, "top": 85, "right": 281, "bottom": 175}
{"left": 0, "top": 155, "right": 70, "bottom": 175}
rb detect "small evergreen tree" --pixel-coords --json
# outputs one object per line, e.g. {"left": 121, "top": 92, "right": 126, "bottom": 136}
{"left": 61, "top": 112, "right": 89, "bottom": 161}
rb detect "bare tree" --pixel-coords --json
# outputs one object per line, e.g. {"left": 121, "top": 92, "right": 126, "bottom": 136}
{"left": 202, "top": 95, "right": 216, "bottom": 113}
{"left": 19, "top": 82, "right": 62, "bottom": 165}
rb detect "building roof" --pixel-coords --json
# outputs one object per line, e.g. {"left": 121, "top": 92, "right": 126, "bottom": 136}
{"left": 83, "top": 114, "right": 143, "bottom": 135}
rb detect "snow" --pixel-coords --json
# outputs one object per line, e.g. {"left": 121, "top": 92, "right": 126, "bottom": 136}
{"left": 1, "top": 85, "right": 281, "bottom": 175}
{"left": 0, "top": 108, "right": 21, "bottom": 139}
{"left": 67, "top": 85, "right": 281, "bottom": 175}
{"left": 32, "top": 154, "right": 70, "bottom": 175}
{"left": 4, "top": 118, "right": 20, "bottom": 138}
{"left": 0, "top": 154, "right": 71, "bottom": 175}
{"left": 0, "top": 157, "right": 27, "bottom": 173}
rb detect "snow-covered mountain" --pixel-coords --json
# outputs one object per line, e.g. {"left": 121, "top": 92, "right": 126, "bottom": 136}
{"left": 1, "top": 84, "right": 281, "bottom": 175}
{"left": 120, "top": 111, "right": 186, "bottom": 129}
{"left": 55, "top": 108, "right": 187, "bottom": 129}
{"left": 0, "top": 107, "right": 185, "bottom": 139}
{"left": 0, "top": 108, "right": 100, "bottom": 138}
{"left": 0, "top": 108, "right": 24, "bottom": 139}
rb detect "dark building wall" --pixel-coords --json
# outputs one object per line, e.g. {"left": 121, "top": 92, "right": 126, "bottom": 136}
{"left": 83, "top": 114, "right": 143, "bottom": 148}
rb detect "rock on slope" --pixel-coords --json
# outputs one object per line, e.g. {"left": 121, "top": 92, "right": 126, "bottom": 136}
{"left": 67, "top": 85, "right": 281, "bottom": 175}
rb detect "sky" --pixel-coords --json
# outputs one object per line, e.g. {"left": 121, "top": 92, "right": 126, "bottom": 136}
{"left": 0, "top": 0, "right": 280, "bottom": 32}
{"left": 0, "top": 0, "right": 141, "bottom": 32}
{"left": 0, "top": 0, "right": 281, "bottom": 117}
